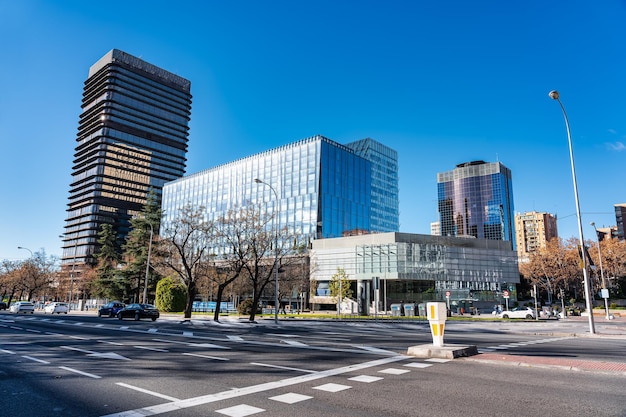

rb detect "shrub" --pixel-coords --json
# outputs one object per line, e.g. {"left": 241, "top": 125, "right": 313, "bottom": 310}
{"left": 155, "top": 276, "right": 187, "bottom": 312}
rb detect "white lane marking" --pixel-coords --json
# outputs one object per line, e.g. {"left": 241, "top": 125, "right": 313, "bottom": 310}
{"left": 216, "top": 404, "right": 265, "bottom": 417}
{"left": 100, "top": 355, "right": 408, "bottom": 417}
{"left": 227, "top": 336, "right": 244, "bottom": 341}
{"left": 357, "top": 346, "right": 397, "bottom": 355}
{"left": 45, "top": 332, "right": 64, "bottom": 336}
{"left": 379, "top": 368, "right": 410, "bottom": 375}
{"left": 134, "top": 346, "right": 168, "bottom": 352}
{"left": 148, "top": 329, "right": 158, "bottom": 333}
{"left": 99, "top": 340, "right": 124, "bottom": 346}
{"left": 403, "top": 362, "right": 432, "bottom": 369}
{"left": 313, "top": 383, "right": 351, "bottom": 392}
{"left": 70, "top": 335, "right": 88, "bottom": 340}
{"left": 281, "top": 340, "right": 308, "bottom": 347}
{"left": 183, "top": 353, "right": 229, "bottom": 361}
{"left": 22, "top": 355, "right": 50, "bottom": 364}
{"left": 152, "top": 338, "right": 230, "bottom": 350}
{"left": 10, "top": 326, "right": 23, "bottom": 330}
{"left": 183, "top": 331, "right": 193, "bottom": 337}
{"left": 425, "top": 358, "right": 451, "bottom": 363}
{"left": 26, "top": 329, "right": 41, "bottom": 333}
{"left": 268, "top": 333, "right": 302, "bottom": 338}
{"left": 116, "top": 383, "right": 180, "bottom": 402}
{"left": 250, "top": 362, "right": 316, "bottom": 373}
{"left": 477, "top": 349, "right": 496, "bottom": 353}
{"left": 60, "top": 345, "right": 131, "bottom": 360}
{"left": 349, "top": 375, "right": 383, "bottom": 383}
{"left": 269, "top": 393, "right": 312, "bottom": 404}
{"left": 59, "top": 366, "right": 101, "bottom": 379}
{"left": 0, "top": 349, "right": 16, "bottom": 354}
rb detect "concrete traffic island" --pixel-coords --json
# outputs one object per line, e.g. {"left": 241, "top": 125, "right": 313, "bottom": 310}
{"left": 406, "top": 302, "right": 478, "bottom": 359}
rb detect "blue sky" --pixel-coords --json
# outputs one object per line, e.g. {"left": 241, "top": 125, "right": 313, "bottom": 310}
{"left": 1, "top": 0, "right": 625, "bottom": 261}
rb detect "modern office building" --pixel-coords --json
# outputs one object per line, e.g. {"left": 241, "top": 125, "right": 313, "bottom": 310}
{"left": 345, "top": 138, "right": 399, "bottom": 232}
{"left": 514, "top": 211, "right": 558, "bottom": 260}
{"left": 437, "top": 160, "right": 515, "bottom": 249}
{"left": 61, "top": 49, "right": 192, "bottom": 268}
{"left": 161, "top": 135, "right": 399, "bottom": 244}
{"left": 310, "top": 232, "right": 520, "bottom": 314}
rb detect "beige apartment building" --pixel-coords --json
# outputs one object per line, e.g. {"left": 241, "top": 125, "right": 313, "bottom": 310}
{"left": 514, "top": 211, "right": 558, "bottom": 260}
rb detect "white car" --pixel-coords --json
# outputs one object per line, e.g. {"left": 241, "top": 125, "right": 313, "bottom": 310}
{"left": 497, "top": 306, "right": 536, "bottom": 319}
{"left": 44, "top": 302, "right": 69, "bottom": 314}
{"left": 9, "top": 301, "right": 35, "bottom": 314}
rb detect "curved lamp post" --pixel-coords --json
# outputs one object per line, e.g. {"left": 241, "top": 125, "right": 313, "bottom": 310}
{"left": 254, "top": 178, "right": 279, "bottom": 324}
{"left": 143, "top": 221, "right": 154, "bottom": 304}
{"left": 549, "top": 90, "right": 595, "bottom": 334}
{"left": 590, "top": 222, "right": 610, "bottom": 320}
{"left": 17, "top": 246, "right": 33, "bottom": 257}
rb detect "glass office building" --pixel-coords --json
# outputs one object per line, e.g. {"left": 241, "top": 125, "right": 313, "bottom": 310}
{"left": 62, "top": 49, "right": 192, "bottom": 266}
{"left": 437, "top": 161, "right": 515, "bottom": 249}
{"left": 311, "top": 232, "right": 520, "bottom": 313}
{"left": 345, "top": 138, "right": 400, "bottom": 232}
{"left": 161, "top": 135, "right": 399, "bottom": 243}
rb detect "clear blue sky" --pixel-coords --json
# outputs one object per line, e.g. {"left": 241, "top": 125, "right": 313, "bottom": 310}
{"left": 1, "top": 0, "right": 625, "bottom": 261}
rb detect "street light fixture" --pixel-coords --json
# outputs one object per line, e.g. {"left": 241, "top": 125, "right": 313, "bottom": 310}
{"left": 590, "top": 222, "right": 610, "bottom": 320}
{"left": 254, "top": 178, "right": 280, "bottom": 324}
{"left": 17, "top": 246, "right": 33, "bottom": 257}
{"left": 549, "top": 90, "right": 595, "bottom": 334}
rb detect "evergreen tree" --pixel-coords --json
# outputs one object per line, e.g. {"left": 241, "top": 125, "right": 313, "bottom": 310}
{"left": 92, "top": 224, "right": 126, "bottom": 300}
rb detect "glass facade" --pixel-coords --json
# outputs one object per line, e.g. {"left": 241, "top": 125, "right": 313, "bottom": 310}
{"left": 62, "top": 49, "right": 192, "bottom": 266}
{"left": 310, "top": 232, "right": 519, "bottom": 309}
{"left": 345, "top": 138, "right": 400, "bottom": 232}
{"left": 162, "top": 135, "right": 398, "bottom": 244}
{"left": 437, "top": 161, "right": 515, "bottom": 250}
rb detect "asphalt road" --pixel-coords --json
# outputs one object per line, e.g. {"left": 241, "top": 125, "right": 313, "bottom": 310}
{"left": 1, "top": 311, "right": 625, "bottom": 417}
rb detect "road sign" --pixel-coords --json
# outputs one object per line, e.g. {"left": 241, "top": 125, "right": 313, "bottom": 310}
{"left": 503, "top": 290, "right": 510, "bottom": 299}
{"left": 445, "top": 291, "right": 451, "bottom": 298}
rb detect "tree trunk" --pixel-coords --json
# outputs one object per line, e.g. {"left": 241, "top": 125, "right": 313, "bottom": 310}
{"left": 183, "top": 281, "right": 197, "bottom": 319}
{"left": 213, "top": 284, "right": 227, "bottom": 322}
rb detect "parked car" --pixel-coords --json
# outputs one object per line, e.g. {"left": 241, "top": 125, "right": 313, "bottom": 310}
{"left": 0, "top": 301, "right": 7, "bottom": 310}
{"left": 44, "top": 302, "right": 69, "bottom": 314}
{"left": 9, "top": 301, "right": 35, "bottom": 314}
{"left": 98, "top": 301, "right": 126, "bottom": 318}
{"left": 498, "top": 306, "right": 536, "bottom": 319}
{"left": 117, "top": 303, "right": 160, "bottom": 321}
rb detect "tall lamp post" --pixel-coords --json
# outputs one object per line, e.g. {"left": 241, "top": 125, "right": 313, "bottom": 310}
{"left": 590, "top": 222, "right": 610, "bottom": 320}
{"left": 142, "top": 221, "right": 154, "bottom": 304}
{"left": 549, "top": 90, "right": 595, "bottom": 334}
{"left": 254, "top": 178, "right": 280, "bottom": 324}
{"left": 17, "top": 246, "right": 33, "bottom": 257}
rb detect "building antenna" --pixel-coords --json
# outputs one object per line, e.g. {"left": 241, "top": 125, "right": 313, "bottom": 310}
{"left": 496, "top": 153, "right": 499, "bottom": 162}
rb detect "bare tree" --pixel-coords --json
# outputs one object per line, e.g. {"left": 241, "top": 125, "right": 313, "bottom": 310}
{"left": 157, "top": 205, "right": 214, "bottom": 319}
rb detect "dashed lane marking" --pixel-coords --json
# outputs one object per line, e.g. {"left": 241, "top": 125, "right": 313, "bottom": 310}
{"left": 348, "top": 375, "right": 383, "bottom": 383}
{"left": 116, "top": 383, "right": 180, "bottom": 402}
{"left": 403, "top": 362, "right": 433, "bottom": 369}
{"left": 182, "top": 352, "right": 228, "bottom": 361}
{"left": 269, "top": 393, "right": 312, "bottom": 404}
{"left": 379, "top": 368, "right": 410, "bottom": 375}
{"left": 22, "top": 355, "right": 50, "bottom": 364}
{"left": 134, "top": 346, "right": 168, "bottom": 353}
{"left": 59, "top": 366, "right": 101, "bottom": 379}
{"left": 250, "top": 362, "right": 316, "bottom": 373}
{"left": 215, "top": 404, "right": 265, "bottom": 417}
{"left": 313, "top": 383, "right": 352, "bottom": 392}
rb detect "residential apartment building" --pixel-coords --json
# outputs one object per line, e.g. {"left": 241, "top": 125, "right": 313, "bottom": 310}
{"left": 437, "top": 160, "right": 515, "bottom": 249}
{"left": 514, "top": 211, "right": 558, "bottom": 259}
{"left": 61, "top": 49, "right": 192, "bottom": 267}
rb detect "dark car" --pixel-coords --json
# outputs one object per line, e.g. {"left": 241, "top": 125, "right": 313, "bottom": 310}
{"left": 0, "top": 301, "right": 7, "bottom": 310}
{"left": 117, "top": 303, "right": 160, "bottom": 321}
{"left": 98, "top": 301, "right": 126, "bottom": 318}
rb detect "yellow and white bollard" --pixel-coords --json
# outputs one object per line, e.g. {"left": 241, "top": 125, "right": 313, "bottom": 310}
{"left": 427, "top": 302, "right": 447, "bottom": 347}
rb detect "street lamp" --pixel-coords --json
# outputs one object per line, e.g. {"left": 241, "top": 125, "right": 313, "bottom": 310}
{"left": 254, "top": 178, "right": 280, "bottom": 324}
{"left": 17, "top": 246, "right": 33, "bottom": 257}
{"left": 590, "top": 222, "right": 610, "bottom": 320}
{"left": 143, "top": 221, "right": 154, "bottom": 304}
{"left": 549, "top": 90, "right": 595, "bottom": 334}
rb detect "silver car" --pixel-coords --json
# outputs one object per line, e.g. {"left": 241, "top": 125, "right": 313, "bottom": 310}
{"left": 9, "top": 301, "right": 35, "bottom": 314}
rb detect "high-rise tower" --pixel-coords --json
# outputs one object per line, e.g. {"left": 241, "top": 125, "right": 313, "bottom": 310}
{"left": 62, "top": 49, "right": 192, "bottom": 268}
{"left": 437, "top": 160, "right": 515, "bottom": 249}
